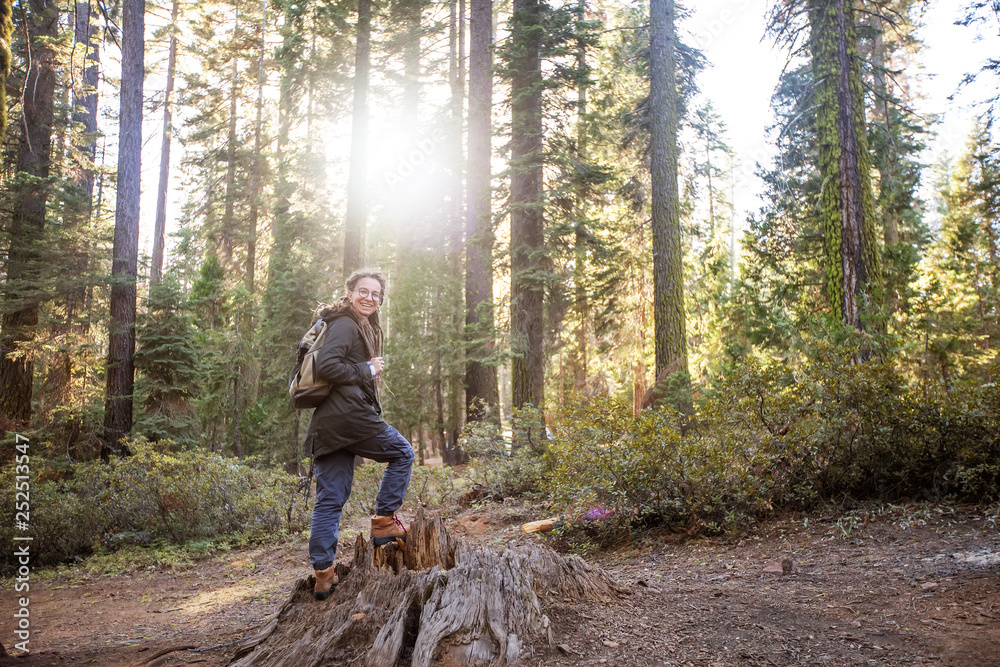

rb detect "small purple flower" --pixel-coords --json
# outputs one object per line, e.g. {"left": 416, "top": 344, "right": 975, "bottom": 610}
{"left": 584, "top": 505, "right": 611, "bottom": 521}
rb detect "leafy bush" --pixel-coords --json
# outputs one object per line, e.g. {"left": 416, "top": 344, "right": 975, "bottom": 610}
{"left": 711, "top": 342, "right": 1000, "bottom": 503}
{"left": 544, "top": 342, "right": 1000, "bottom": 538}
{"left": 547, "top": 395, "right": 772, "bottom": 535}
{"left": 345, "top": 459, "right": 460, "bottom": 520}
{"left": 461, "top": 408, "right": 549, "bottom": 499}
{"left": 0, "top": 439, "right": 311, "bottom": 573}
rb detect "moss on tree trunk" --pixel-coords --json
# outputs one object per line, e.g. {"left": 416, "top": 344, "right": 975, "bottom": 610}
{"left": 809, "top": 0, "right": 883, "bottom": 331}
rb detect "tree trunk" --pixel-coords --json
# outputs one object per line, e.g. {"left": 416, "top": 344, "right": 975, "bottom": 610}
{"left": 229, "top": 509, "right": 618, "bottom": 666}
{"left": 267, "top": 3, "right": 301, "bottom": 291}
{"left": 74, "top": 3, "right": 99, "bottom": 335}
{"left": 343, "top": 0, "right": 372, "bottom": 277}
{"left": 72, "top": 0, "right": 100, "bottom": 198}
{"left": 151, "top": 0, "right": 179, "bottom": 285}
{"left": 869, "top": 24, "right": 902, "bottom": 317}
{"left": 43, "top": 0, "right": 102, "bottom": 424}
{"left": 246, "top": 0, "right": 266, "bottom": 294}
{"left": 509, "top": 0, "right": 545, "bottom": 410}
{"left": 447, "top": 0, "right": 467, "bottom": 456}
{"left": 648, "top": 0, "right": 690, "bottom": 411}
{"left": 465, "top": 0, "right": 499, "bottom": 423}
{"left": 0, "top": 0, "right": 13, "bottom": 140}
{"left": 102, "top": 0, "right": 144, "bottom": 458}
{"left": 573, "top": 0, "right": 588, "bottom": 393}
{"left": 221, "top": 0, "right": 241, "bottom": 266}
{"left": 0, "top": 0, "right": 58, "bottom": 429}
{"left": 809, "top": 0, "right": 882, "bottom": 331}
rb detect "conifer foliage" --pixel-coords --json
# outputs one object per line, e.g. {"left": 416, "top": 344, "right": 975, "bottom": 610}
{"left": 0, "top": 0, "right": 996, "bottom": 484}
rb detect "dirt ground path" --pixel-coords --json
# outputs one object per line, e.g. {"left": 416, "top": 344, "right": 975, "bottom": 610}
{"left": 1, "top": 506, "right": 998, "bottom": 666}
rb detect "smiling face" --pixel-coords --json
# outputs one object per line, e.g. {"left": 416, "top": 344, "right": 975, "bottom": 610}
{"left": 348, "top": 277, "right": 382, "bottom": 319}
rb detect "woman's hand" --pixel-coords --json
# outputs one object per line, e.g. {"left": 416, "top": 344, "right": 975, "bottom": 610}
{"left": 369, "top": 357, "right": 385, "bottom": 375}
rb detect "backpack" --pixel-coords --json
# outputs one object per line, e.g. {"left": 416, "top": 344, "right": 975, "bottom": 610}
{"left": 289, "top": 318, "right": 331, "bottom": 409}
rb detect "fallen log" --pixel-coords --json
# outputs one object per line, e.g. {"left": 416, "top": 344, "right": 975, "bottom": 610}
{"left": 229, "top": 508, "right": 618, "bottom": 666}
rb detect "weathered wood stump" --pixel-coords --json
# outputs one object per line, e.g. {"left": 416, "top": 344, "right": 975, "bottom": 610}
{"left": 229, "top": 508, "right": 618, "bottom": 666}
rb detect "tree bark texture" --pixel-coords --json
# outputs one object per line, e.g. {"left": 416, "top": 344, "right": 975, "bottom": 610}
{"left": 0, "top": 0, "right": 58, "bottom": 428}
{"left": 343, "top": 0, "right": 372, "bottom": 277}
{"left": 151, "top": 0, "right": 179, "bottom": 285}
{"left": 0, "top": 0, "right": 12, "bottom": 139}
{"left": 465, "top": 0, "right": 499, "bottom": 422}
{"left": 509, "top": 0, "right": 545, "bottom": 410}
{"left": 102, "top": 0, "right": 144, "bottom": 458}
{"left": 648, "top": 0, "right": 690, "bottom": 408}
{"left": 228, "top": 509, "right": 618, "bottom": 666}
{"left": 808, "top": 0, "right": 882, "bottom": 330}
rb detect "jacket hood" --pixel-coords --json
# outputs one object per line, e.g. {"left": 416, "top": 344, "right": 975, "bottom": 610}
{"left": 314, "top": 298, "right": 384, "bottom": 355}
{"left": 315, "top": 298, "right": 357, "bottom": 322}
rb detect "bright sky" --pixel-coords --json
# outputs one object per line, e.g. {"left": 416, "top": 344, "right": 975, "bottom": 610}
{"left": 686, "top": 0, "right": 1000, "bottom": 226}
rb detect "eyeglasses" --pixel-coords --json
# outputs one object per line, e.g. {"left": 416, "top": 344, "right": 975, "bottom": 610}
{"left": 354, "top": 288, "right": 382, "bottom": 302}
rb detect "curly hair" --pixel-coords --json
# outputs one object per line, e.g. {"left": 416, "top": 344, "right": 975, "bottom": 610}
{"left": 345, "top": 269, "right": 387, "bottom": 305}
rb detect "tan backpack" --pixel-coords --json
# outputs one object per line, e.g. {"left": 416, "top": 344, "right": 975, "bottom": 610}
{"left": 289, "top": 319, "right": 331, "bottom": 409}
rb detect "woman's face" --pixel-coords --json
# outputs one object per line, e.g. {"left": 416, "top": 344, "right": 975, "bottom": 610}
{"left": 348, "top": 277, "right": 382, "bottom": 319}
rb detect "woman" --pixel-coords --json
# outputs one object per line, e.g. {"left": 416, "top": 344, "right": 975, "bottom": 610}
{"left": 305, "top": 269, "right": 414, "bottom": 601}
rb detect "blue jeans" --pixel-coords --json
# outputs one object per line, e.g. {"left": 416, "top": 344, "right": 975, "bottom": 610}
{"left": 308, "top": 425, "right": 414, "bottom": 570}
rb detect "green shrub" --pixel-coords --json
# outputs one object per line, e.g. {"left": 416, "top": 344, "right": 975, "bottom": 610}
{"left": 547, "top": 394, "right": 773, "bottom": 534}
{"left": 408, "top": 464, "right": 460, "bottom": 507}
{"left": 708, "top": 342, "right": 1000, "bottom": 503}
{"left": 0, "top": 439, "right": 311, "bottom": 573}
{"left": 462, "top": 408, "right": 549, "bottom": 499}
{"left": 344, "top": 459, "right": 459, "bottom": 521}
{"left": 543, "top": 343, "right": 1000, "bottom": 539}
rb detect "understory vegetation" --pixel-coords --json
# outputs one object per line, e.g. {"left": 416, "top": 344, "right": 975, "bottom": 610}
{"left": 463, "top": 341, "right": 1000, "bottom": 542}
{"left": 0, "top": 440, "right": 466, "bottom": 572}
{"left": 0, "top": 441, "right": 311, "bottom": 572}
{"left": 4, "top": 337, "right": 997, "bottom": 573}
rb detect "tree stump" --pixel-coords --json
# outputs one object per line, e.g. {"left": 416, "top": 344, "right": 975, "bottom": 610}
{"left": 229, "top": 508, "right": 618, "bottom": 666}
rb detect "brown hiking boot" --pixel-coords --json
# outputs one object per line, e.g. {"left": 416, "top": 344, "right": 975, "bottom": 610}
{"left": 313, "top": 565, "right": 338, "bottom": 601}
{"left": 371, "top": 514, "right": 408, "bottom": 546}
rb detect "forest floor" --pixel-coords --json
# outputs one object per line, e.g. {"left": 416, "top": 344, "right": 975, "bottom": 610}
{"left": 1, "top": 502, "right": 999, "bottom": 667}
